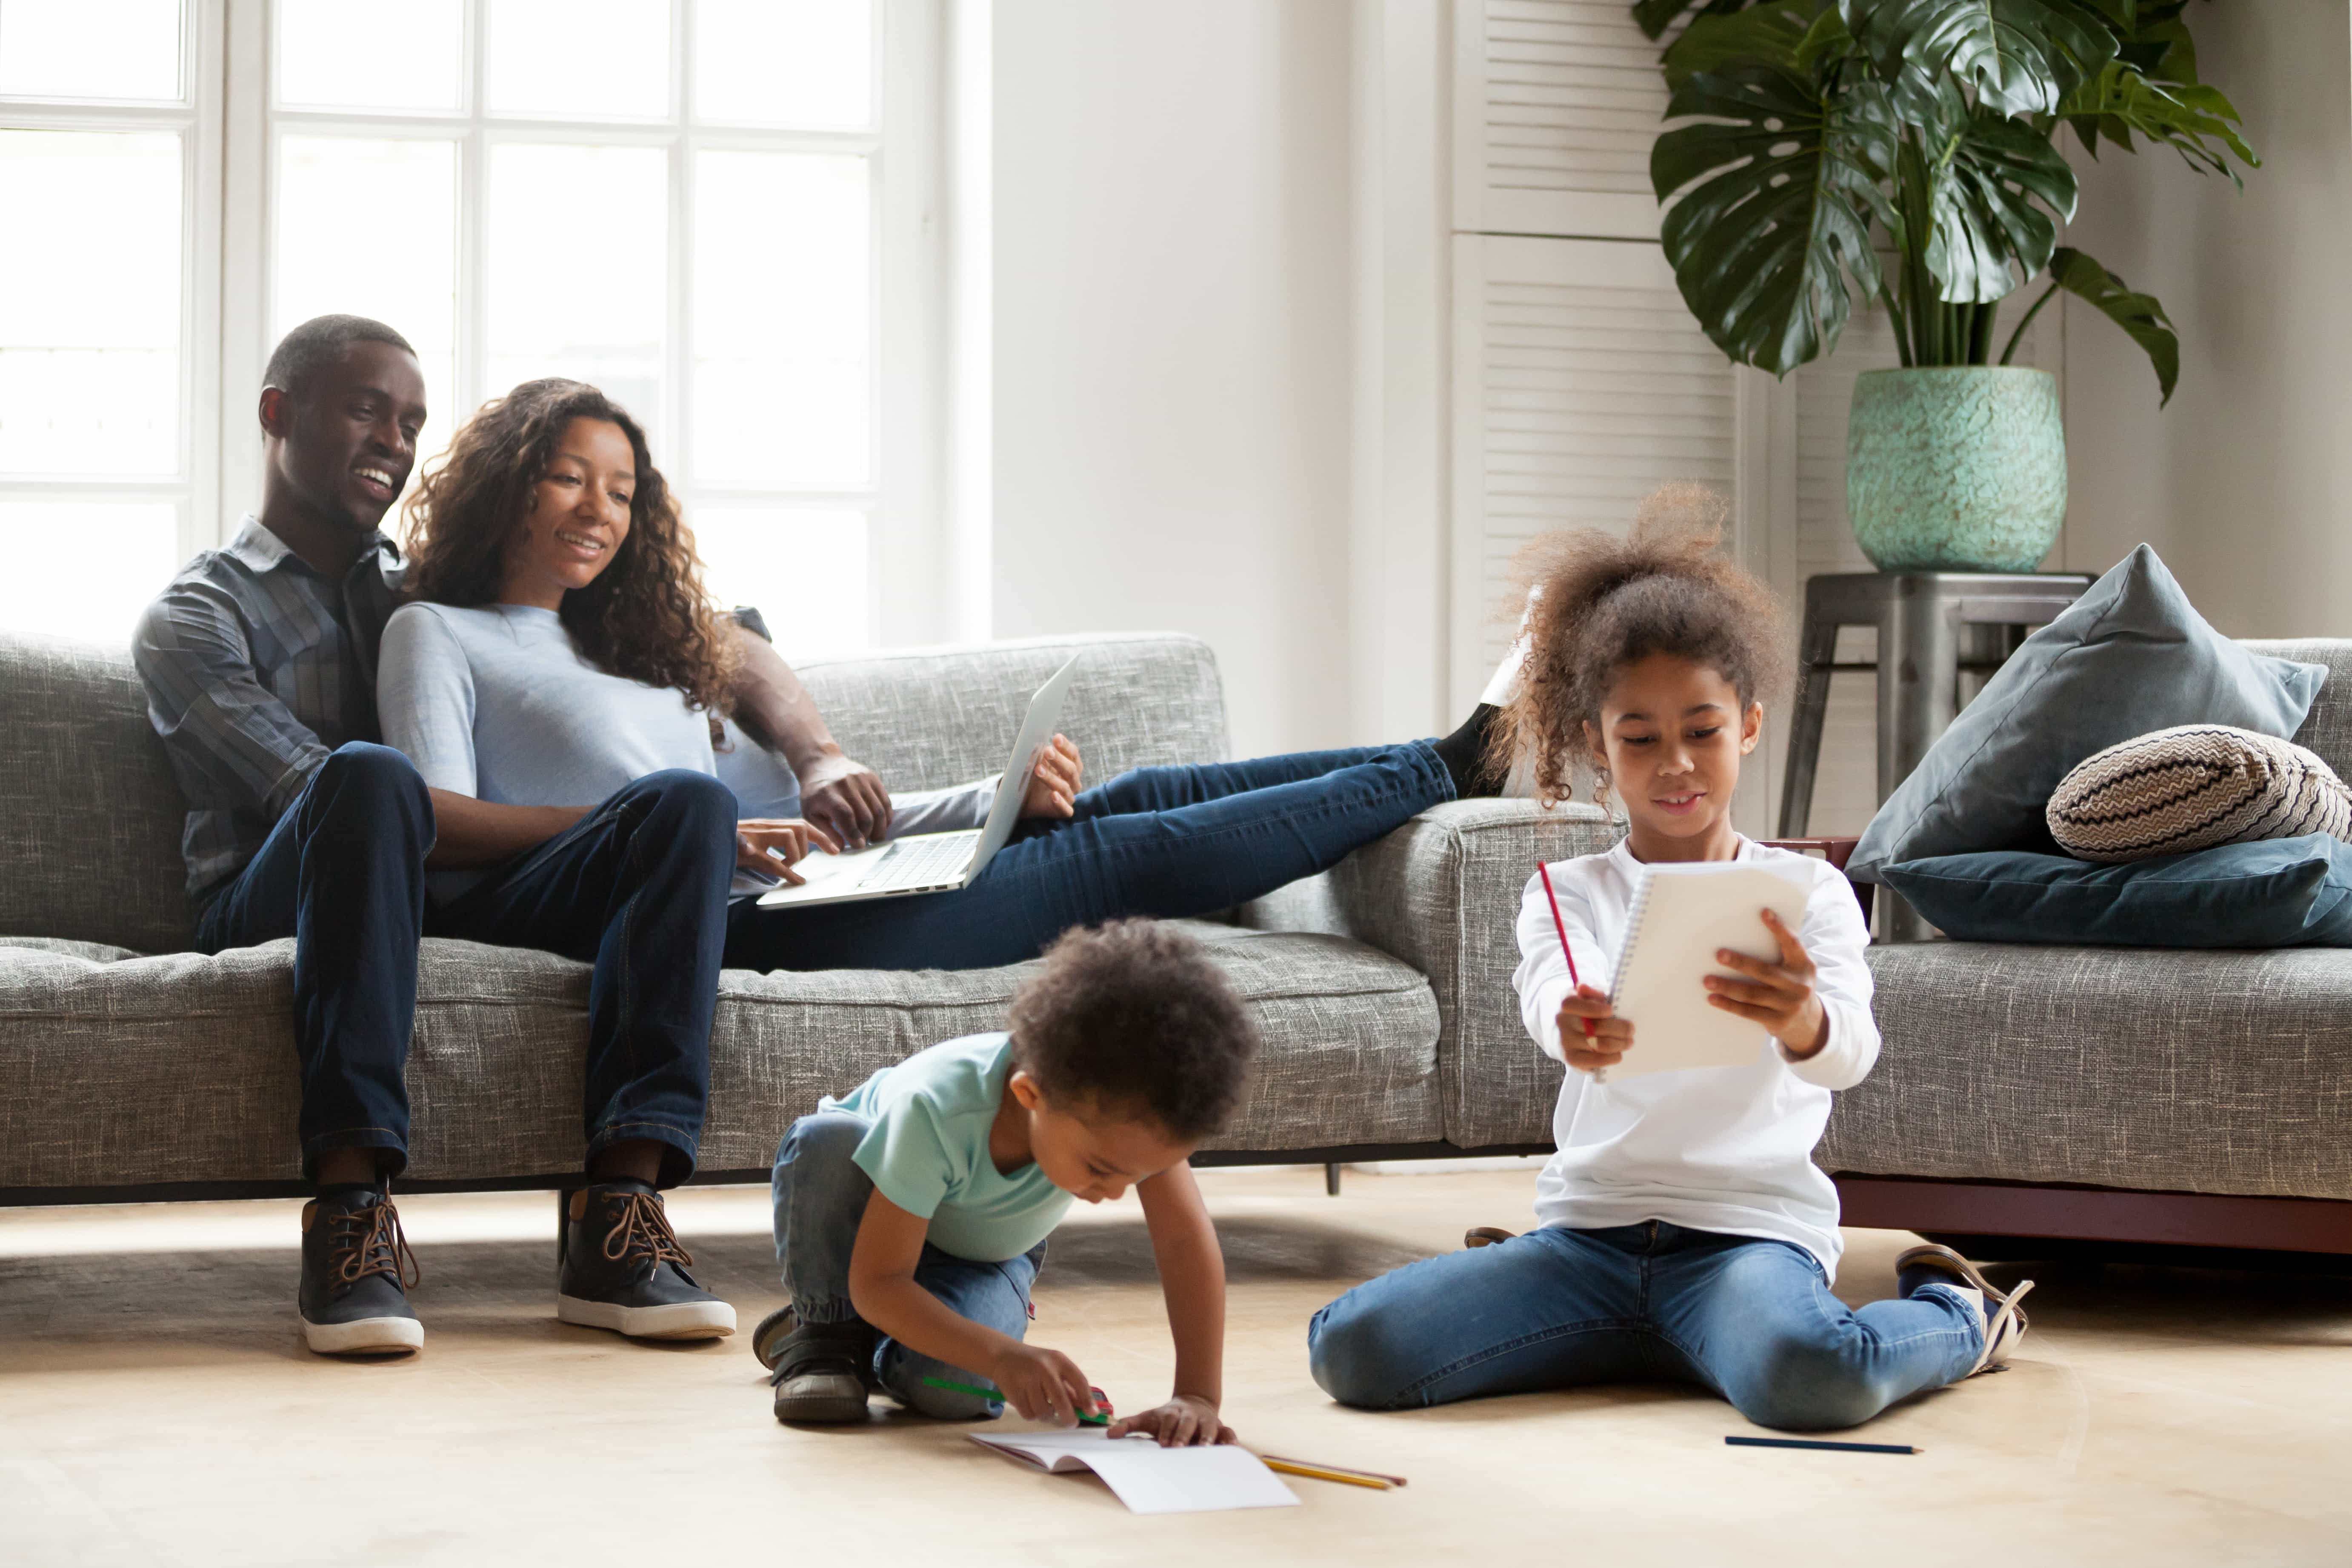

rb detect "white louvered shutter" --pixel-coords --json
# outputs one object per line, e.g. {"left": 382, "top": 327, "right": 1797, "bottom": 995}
{"left": 1450, "top": 235, "right": 1737, "bottom": 710}
{"left": 1454, "top": 0, "right": 1669, "bottom": 240}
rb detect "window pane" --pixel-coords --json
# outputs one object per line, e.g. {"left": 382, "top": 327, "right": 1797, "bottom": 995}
{"left": 274, "top": 137, "right": 457, "bottom": 455}
{"left": 688, "top": 506, "right": 869, "bottom": 658}
{"left": 486, "top": 143, "right": 667, "bottom": 437}
{"left": 692, "top": 151, "right": 869, "bottom": 489}
{"left": 695, "top": 0, "right": 872, "bottom": 129}
{"left": 0, "top": 0, "right": 181, "bottom": 102}
{"left": 278, "top": 0, "right": 463, "bottom": 113}
{"left": 485, "top": 0, "right": 670, "bottom": 120}
{"left": 0, "top": 502, "right": 180, "bottom": 643}
{"left": 0, "top": 131, "right": 180, "bottom": 476}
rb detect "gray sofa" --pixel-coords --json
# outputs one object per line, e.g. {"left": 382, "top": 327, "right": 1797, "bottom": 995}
{"left": 5, "top": 629, "right": 2349, "bottom": 1258}
{"left": 0, "top": 631, "right": 1595, "bottom": 1202}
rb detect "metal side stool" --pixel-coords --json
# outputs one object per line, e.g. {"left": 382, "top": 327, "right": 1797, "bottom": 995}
{"left": 1778, "top": 571, "right": 2092, "bottom": 940}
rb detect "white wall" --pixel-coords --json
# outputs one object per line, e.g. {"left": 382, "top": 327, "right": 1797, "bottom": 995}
{"left": 989, "top": 0, "right": 1360, "bottom": 757}
{"left": 2061, "top": 2, "right": 2352, "bottom": 637}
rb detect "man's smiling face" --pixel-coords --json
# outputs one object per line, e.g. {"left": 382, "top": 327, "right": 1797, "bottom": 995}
{"left": 269, "top": 339, "right": 428, "bottom": 538}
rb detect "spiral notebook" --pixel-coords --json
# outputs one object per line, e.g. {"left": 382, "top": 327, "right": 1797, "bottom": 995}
{"left": 1598, "top": 861, "right": 1812, "bottom": 1084}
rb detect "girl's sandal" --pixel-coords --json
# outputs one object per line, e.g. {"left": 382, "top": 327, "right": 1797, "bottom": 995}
{"left": 1463, "top": 1226, "right": 1517, "bottom": 1249}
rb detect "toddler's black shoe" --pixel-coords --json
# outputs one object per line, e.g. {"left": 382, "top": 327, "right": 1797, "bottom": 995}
{"left": 299, "top": 1187, "right": 424, "bottom": 1357}
{"left": 557, "top": 1180, "right": 736, "bottom": 1341}
{"left": 766, "top": 1308, "right": 876, "bottom": 1424}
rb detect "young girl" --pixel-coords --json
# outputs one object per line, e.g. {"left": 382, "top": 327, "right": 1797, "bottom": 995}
{"left": 1306, "top": 489, "right": 2032, "bottom": 1432}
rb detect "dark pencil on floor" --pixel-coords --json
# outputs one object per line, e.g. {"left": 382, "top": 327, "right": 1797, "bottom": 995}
{"left": 1726, "top": 1435, "right": 1919, "bottom": 1455}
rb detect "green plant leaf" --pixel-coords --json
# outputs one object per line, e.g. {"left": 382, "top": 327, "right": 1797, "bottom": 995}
{"left": 1662, "top": 0, "right": 1824, "bottom": 88}
{"left": 2046, "top": 245, "right": 2180, "bottom": 403}
{"left": 1652, "top": 64, "right": 1900, "bottom": 372}
{"left": 2058, "top": 62, "right": 2256, "bottom": 180}
{"left": 1842, "top": 0, "right": 2118, "bottom": 114}
{"left": 1633, "top": 0, "right": 1775, "bottom": 43}
{"left": 1926, "top": 105, "right": 2079, "bottom": 301}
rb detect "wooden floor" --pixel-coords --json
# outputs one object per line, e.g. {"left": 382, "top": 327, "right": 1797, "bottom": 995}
{"left": 5, "top": 1165, "right": 2350, "bottom": 1567}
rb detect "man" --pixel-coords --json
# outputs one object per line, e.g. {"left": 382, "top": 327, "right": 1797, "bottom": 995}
{"left": 134, "top": 314, "right": 896, "bottom": 1356}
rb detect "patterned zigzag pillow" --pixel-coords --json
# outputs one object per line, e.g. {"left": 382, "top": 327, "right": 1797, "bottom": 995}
{"left": 2047, "top": 724, "right": 2352, "bottom": 863}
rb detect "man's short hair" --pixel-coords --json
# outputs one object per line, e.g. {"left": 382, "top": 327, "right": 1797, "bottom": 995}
{"left": 1006, "top": 920, "right": 1259, "bottom": 1143}
{"left": 262, "top": 314, "right": 417, "bottom": 402}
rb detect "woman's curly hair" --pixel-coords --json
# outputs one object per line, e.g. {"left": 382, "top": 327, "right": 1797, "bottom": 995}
{"left": 401, "top": 378, "right": 738, "bottom": 715}
{"left": 1488, "top": 483, "right": 1789, "bottom": 809}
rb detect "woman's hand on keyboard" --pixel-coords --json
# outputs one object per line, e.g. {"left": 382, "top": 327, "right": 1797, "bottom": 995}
{"left": 736, "top": 818, "right": 842, "bottom": 883}
{"left": 1020, "top": 735, "right": 1084, "bottom": 820}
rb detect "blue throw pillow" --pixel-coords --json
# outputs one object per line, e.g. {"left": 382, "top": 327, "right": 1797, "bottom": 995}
{"left": 1849, "top": 545, "right": 2327, "bottom": 881}
{"left": 1877, "top": 835, "right": 2352, "bottom": 947}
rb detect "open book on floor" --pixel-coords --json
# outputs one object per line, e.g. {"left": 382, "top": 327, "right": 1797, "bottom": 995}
{"left": 967, "top": 1428, "right": 1300, "bottom": 1514}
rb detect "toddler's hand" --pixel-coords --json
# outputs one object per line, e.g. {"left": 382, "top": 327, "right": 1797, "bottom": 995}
{"left": 1703, "top": 908, "right": 1829, "bottom": 1058}
{"left": 1107, "top": 1394, "right": 1233, "bottom": 1448}
{"left": 1557, "top": 984, "right": 1634, "bottom": 1074}
{"left": 987, "top": 1342, "right": 1099, "bottom": 1427}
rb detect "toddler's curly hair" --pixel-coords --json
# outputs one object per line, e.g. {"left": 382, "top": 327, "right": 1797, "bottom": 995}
{"left": 1487, "top": 484, "right": 1789, "bottom": 808}
{"left": 1007, "top": 920, "right": 1258, "bottom": 1143}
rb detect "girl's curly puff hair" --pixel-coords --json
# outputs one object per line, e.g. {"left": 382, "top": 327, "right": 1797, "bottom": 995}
{"left": 1486, "top": 484, "right": 1790, "bottom": 809}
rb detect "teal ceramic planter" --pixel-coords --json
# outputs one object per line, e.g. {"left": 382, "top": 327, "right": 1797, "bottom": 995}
{"left": 1846, "top": 367, "right": 2067, "bottom": 573}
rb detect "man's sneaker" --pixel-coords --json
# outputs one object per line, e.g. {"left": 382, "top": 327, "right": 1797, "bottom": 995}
{"left": 556, "top": 1180, "right": 736, "bottom": 1341}
{"left": 298, "top": 1188, "right": 423, "bottom": 1357}
{"left": 764, "top": 1308, "right": 876, "bottom": 1424}
{"left": 1897, "top": 1242, "right": 2035, "bottom": 1375}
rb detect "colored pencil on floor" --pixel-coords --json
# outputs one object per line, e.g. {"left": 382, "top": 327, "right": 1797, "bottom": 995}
{"left": 1726, "top": 1435, "right": 1918, "bottom": 1455}
{"left": 1257, "top": 1454, "right": 1408, "bottom": 1488}
{"left": 921, "top": 1375, "right": 1110, "bottom": 1425}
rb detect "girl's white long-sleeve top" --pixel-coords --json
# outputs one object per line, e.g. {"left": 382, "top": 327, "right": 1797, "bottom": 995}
{"left": 1512, "top": 836, "right": 1880, "bottom": 1279}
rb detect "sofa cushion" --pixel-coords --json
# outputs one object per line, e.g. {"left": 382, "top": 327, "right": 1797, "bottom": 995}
{"left": 0, "top": 635, "right": 197, "bottom": 954}
{"left": 0, "top": 922, "right": 1439, "bottom": 1194}
{"left": 2245, "top": 639, "right": 2352, "bottom": 780}
{"left": 794, "top": 633, "right": 1232, "bottom": 791}
{"left": 1819, "top": 942, "right": 2352, "bottom": 1200}
{"left": 1877, "top": 836, "right": 2352, "bottom": 948}
{"left": 1849, "top": 547, "right": 2326, "bottom": 880}
{"left": 2046, "top": 724, "right": 2352, "bottom": 862}
{"left": 0, "top": 630, "right": 1230, "bottom": 959}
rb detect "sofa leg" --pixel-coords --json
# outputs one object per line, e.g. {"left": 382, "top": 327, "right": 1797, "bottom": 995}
{"left": 1325, "top": 1163, "right": 1342, "bottom": 1197}
{"left": 556, "top": 1186, "right": 571, "bottom": 1264}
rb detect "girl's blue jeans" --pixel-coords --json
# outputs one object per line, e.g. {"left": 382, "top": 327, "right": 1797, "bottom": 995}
{"left": 1307, "top": 1220, "right": 1984, "bottom": 1431}
{"left": 771, "top": 1109, "right": 1045, "bottom": 1421}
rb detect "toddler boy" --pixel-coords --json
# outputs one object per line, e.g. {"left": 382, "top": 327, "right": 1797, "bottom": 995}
{"left": 756, "top": 920, "right": 1259, "bottom": 1444}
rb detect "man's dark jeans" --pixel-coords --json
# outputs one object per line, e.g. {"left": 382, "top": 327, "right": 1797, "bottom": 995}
{"left": 196, "top": 749, "right": 737, "bottom": 1186}
{"left": 193, "top": 743, "right": 434, "bottom": 1178}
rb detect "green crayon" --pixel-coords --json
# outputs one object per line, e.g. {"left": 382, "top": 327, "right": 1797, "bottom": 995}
{"left": 921, "top": 1375, "right": 1109, "bottom": 1425}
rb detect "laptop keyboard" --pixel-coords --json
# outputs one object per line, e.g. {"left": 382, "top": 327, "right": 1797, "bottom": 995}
{"left": 861, "top": 834, "right": 975, "bottom": 892}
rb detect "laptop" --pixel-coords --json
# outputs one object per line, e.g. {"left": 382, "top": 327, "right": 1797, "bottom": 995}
{"left": 754, "top": 655, "right": 1083, "bottom": 909}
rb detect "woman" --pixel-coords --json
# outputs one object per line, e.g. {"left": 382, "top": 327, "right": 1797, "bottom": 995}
{"left": 379, "top": 378, "right": 1507, "bottom": 987}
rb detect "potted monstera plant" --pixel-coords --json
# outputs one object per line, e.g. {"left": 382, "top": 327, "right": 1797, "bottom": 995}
{"left": 1639, "top": 0, "right": 2255, "bottom": 572}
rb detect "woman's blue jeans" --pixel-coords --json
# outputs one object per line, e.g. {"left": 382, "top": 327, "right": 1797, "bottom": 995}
{"left": 772, "top": 1110, "right": 1044, "bottom": 1420}
{"left": 724, "top": 742, "right": 1452, "bottom": 971}
{"left": 1307, "top": 1221, "right": 1984, "bottom": 1432}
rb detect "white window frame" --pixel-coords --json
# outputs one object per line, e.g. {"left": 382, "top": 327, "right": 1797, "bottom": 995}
{"left": 0, "top": 0, "right": 226, "bottom": 569}
{"left": 211, "top": 0, "right": 946, "bottom": 649}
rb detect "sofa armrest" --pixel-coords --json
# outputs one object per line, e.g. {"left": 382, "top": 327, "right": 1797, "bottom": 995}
{"left": 1238, "top": 799, "right": 1618, "bottom": 1149}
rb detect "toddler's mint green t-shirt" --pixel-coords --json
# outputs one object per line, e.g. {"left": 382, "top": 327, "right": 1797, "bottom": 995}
{"left": 820, "top": 1032, "right": 1072, "bottom": 1263}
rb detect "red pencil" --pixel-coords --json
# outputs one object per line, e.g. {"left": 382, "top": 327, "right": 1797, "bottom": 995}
{"left": 1536, "top": 860, "right": 1594, "bottom": 1039}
